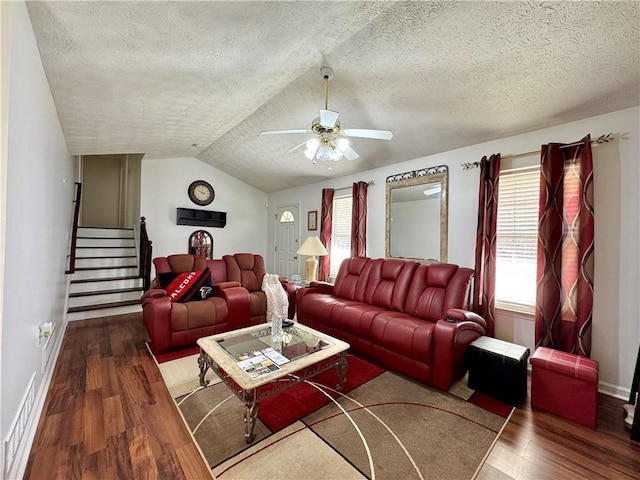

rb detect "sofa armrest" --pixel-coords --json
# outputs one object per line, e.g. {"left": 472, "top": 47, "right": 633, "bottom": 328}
{"left": 431, "top": 312, "right": 486, "bottom": 390}
{"left": 216, "top": 286, "right": 251, "bottom": 329}
{"left": 213, "top": 281, "right": 241, "bottom": 291}
{"left": 142, "top": 295, "right": 173, "bottom": 354}
{"left": 445, "top": 308, "right": 487, "bottom": 330}
{"left": 141, "top": 288, "right": 167, "bottom": 302}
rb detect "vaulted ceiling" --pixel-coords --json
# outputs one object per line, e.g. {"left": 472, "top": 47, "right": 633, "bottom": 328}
{"left": 27, "top": 1, "right": 639, "bottom": 193}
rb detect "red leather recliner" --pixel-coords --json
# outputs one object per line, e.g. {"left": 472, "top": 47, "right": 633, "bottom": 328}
{"left": 141, "top": 253, "right": 296, "bottom": 354}
{"left": 297, "top": 257, "right": 486, "bottom": 390}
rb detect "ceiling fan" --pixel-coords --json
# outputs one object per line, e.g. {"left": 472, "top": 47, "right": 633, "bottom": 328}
{"left": 260, "top": 66, "right": 393, "bottom": 163}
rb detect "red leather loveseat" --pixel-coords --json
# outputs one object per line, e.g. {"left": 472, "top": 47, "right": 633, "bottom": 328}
{"left": 142, "top": 253, "right": 295, "bottom": 354}
{"left": 296, "top": 257, "right": 486, "bottom": 390}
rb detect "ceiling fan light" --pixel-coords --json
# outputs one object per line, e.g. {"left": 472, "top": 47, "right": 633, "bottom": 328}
{"left": 306, "top": 138, "right": 320, "bottom": 150}
{"left": 331, "top": 149, "right": 343, "bottom": 161}
{"left": 304, "top": 148, "right": 316, "bottom": 160}
{"left": 336, "top": 137, "right": 350, "bottom": 152}
{"left": 316, "top": 145, "right": 334, "bottom": 162}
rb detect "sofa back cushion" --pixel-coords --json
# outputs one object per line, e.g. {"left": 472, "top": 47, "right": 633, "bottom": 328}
{"left": 403, "top": 263, "right": 474, "bottom": 321}
{"left": 223, "top": 253, "right": 266, "bottom": 292}
{"left": 332, "top": 257, "right": 373, "bottom": 302}
{"left": 363, "top": 259, "right": 418, "bottom": 311}
{"left": 154, "top": 254, "right": 207, "bottom": 275}
{"left": 206, "top": 259, "right": 228, "bottom": 284}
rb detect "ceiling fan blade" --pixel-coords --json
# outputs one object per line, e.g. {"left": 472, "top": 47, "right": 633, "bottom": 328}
{"left": 342, "top": 146, "right": 360, "bottom": 161}
{"left": 342, "top": 128, "right": 393, "bottom": 140}
{"left": 285, "top": 140, "right": 309, "bottom": 155}
{"left": 320, "top": 110, "right": 340, "bottom": 128}
{"left": 260, "top": 129, "right": 311, "bottom": 135}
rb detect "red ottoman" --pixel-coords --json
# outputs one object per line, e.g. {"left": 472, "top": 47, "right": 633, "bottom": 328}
{"left": 530, "top": 347, "right": 599, "bottom": 428}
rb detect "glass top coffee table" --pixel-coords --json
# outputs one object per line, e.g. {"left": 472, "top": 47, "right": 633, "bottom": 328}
{"left": 197, "top": 322, "right": 350, "bottom": 443}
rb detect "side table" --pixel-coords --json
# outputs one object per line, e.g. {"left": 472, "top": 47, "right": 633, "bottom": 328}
{"left": 466, "top": 336, "right": 530, "bottom": 406}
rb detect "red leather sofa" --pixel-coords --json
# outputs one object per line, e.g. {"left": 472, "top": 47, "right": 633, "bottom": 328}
{"left": 142, "top": 253, "right": 295, "bottom": 354}
{"left": 296, "top": 257, "right": 486, "bottom": 390}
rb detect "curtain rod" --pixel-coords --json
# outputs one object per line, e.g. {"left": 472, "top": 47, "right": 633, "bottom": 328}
{"left": 334, "top": 180, "right": 375, "bottom": 192}
{"left": 461, "top": 133, "right": 615, "bottom": 170}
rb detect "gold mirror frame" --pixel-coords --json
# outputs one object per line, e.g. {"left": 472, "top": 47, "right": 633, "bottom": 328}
{"left": 385, "top": 165, "right": 448, "bottom": 262}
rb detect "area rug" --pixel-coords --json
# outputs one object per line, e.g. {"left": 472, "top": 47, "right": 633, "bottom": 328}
{"left": 166, "top": 353, "right": 511, "bottom": 479}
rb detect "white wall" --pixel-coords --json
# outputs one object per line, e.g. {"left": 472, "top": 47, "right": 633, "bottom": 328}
{"left": 2, "top": 1, "right": 74, "bottom": 475}
{"left": 140, "top": 156, "right": 268, "bottom": 271}
{"left": 267, "top": 107, "right": 640, "bottom": 396}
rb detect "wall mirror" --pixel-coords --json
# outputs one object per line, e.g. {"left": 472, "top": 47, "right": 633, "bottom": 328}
{"left": 189, "top": 230, "right": 213, "bottom": 259}
{"left": 385, "top": 165, "right": 448, "bottom": 261}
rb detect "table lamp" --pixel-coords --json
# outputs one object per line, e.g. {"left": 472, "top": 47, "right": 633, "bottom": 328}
{"left": 297, "top": 236, "right": 328, "bottom": 284}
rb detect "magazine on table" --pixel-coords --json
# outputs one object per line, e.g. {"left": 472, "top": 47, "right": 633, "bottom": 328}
{"left": 234, "top": 347, "right": 290, "bottom": 379}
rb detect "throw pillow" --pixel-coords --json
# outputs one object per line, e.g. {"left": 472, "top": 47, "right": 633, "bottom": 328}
{"left": 158, "top": 272, "right": 179, "bottom": 289}
{"left": 165, "top": 268, "right": 210, "bottom": 302}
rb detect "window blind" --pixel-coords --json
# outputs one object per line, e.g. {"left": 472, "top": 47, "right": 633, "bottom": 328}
{"left": 495, "top": 166, "right": 540, "bottom": 313}
{"left": 330, "top": 194, "right": 352, "bottom": 280}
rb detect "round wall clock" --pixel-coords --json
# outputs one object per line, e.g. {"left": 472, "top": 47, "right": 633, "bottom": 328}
{"left": 188, "top": 180, "right": 215, "bottom": 206}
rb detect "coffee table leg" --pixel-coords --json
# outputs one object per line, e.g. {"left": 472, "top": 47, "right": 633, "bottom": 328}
{"left": 336, "top": 352, "right": 348, "bottom": 391}
{"left": 198, "top": 351, "right": 210, "bottom": 387}
{"left": 243, "top": 389, "right": 259, "bottom": 443}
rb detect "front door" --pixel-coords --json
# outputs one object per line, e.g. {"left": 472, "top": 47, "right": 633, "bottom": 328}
{"left": 274, "top": 204, "right": 300, "bottom": 279}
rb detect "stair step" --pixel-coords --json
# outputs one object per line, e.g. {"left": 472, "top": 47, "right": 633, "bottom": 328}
{"left": 75, "top": 256, "right": 138, "bottom": 268}
{"left": 68, "top": 289, "right": 142, "bottom": 308}
{"left": 76, "top": 238, "right": 135, "bottom": 248}
{"left": 77, "top": 227, "right": 134, "bottom": 238}
{"left": 67, "top": 299, "right": 140, "bottom": 313}
{"left": 76, "top": 247, "right": 137, "bottom": 257}
{"left": 70, "top": 277, "right": 142, "bottom": 294}
{"left": 71, "top": 275, "right": 141, "bottom": 284}
{"left": 69, "top": 287, "right": 142, "bottom": 298}
{"left": 66, "top": 303, "right": 142, "bottom": 321}
{"left": 72, "top": 267, "right": 139, "bottom": 280}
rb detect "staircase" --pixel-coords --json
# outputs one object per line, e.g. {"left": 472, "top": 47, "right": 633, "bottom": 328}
{"left": 67, "top": 227, "right": 144, "bottom": 321}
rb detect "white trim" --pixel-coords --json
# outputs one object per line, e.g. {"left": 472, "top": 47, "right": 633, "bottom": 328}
{"left": 11, "top": 317, "right": 68, "bottom": 480}
{"left": 598, "top": 381, "right": 631, "bottom": 401}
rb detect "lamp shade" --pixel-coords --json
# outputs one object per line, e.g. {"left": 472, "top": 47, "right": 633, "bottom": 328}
{"left": 297, "top": 236, "right": 328, "bottom": 256}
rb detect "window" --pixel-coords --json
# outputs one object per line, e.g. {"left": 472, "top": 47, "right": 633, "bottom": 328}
{"left": 279, "top": 210, "right": 294, "bottom": 223}
{"left": 495, "top": 166, "right": 540, "bottom": 314}
{"left": 329, "top": 193, "right": 352, "bottom": 280}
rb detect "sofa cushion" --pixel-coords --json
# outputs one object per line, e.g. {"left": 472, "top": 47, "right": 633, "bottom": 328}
{"left": 223, "top": 254, "right": 266, "bottom": 293}
{"left": 403, "top": 264, "right": 473, "bottom": 321}
{"left": 371, "top": 312, "right": 434, "bottom": 361}
{"left": 170, "top": 297, "right": 228, "bottom": 331}
{"left": 363, "top": 258, "right": 417, "bottom": 311}
{"left": 332, "top": 257, "right": 373, "bottom": 302}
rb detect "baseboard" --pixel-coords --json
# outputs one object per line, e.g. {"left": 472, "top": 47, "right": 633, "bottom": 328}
{"left": 10, "top": 317, "right": 68, "bottom": 480}
{"left": 598, "top": 380, "right": 631, "bottom": 401}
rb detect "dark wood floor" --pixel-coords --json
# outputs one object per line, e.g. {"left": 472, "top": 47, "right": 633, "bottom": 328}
{"left": 25, "top": 313, "right": 640, "bottom": 479}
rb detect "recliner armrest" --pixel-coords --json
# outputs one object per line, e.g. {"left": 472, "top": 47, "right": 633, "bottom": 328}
{"left": 213, "top": 281, "right": 241, "bottom": 289}
{"left": 141, "top": 288, "right": 167, "bottom": 303}
{"left": 431, "top": 311, "right": 487, "bottom": 390}
{"left": 445, "top": 308, "right": 487, "bottom": 330}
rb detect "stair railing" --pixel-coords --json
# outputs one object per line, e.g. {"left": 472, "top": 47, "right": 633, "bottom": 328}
{"left": 139, "top": 217, "right": 152, "bottom": 291}
{"left": 65, "top": 182, "right": 82, "bottom": 274}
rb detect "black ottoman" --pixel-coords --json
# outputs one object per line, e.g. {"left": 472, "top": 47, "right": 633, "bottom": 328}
{"left": 466, "top": 336, "right": 530, "bottom": 406}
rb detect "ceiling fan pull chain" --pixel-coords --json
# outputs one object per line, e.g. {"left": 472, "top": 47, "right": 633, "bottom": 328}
{"left": 324, "top": 74, "right": 329, "bottom": 110}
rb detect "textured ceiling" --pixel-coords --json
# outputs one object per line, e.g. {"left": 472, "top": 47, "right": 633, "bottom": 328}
{"left": 27, "top": 1, "right": 640, "bottom": 193}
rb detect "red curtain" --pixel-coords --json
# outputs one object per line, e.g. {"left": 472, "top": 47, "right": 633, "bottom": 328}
{"left": 318, "top": 188, "right": 334, "bottom": 282}
{"left": 536, "top": 135, "right": 594, "bottom": 357}
{"left": 351, "top": 182, "right": 368, "bottom": 257}
{"left": 473, "top": 154, "right": 500, "bottom": 337}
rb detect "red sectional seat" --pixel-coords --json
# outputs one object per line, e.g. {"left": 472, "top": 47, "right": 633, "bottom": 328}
{"left": 296, "top": 257, "right": 487, "bottom": 390}
{"left": 141, "top": 253, "right": 296, "bottom": 354}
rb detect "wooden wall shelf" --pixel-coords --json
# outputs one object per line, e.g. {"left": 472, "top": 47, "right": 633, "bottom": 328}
{"left": 176, "top": 208, "right": 227, "bottom": 228}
